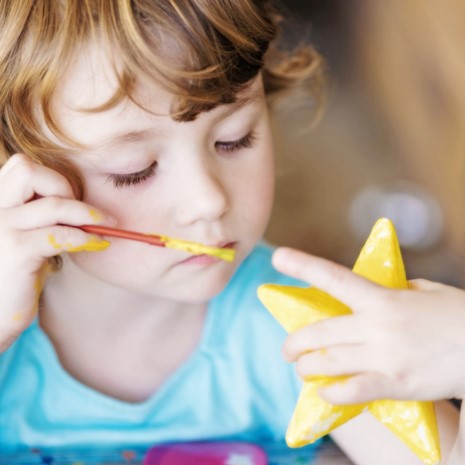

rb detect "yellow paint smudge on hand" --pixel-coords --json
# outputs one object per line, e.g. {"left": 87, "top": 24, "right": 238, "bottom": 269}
{"left": 88, "top": 208, "right": 102, "bottom": 221}
{"left": 66, "top": 235, "right": 110, "bottom": 252}
{"left": 48, "top": 234, "right": 110, "bottom": 252}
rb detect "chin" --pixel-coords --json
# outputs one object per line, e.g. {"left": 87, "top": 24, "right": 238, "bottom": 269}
{"left": 173, "top": 268, "right": 237, "bottom": 303}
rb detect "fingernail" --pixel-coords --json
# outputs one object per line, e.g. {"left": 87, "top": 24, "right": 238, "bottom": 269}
{"left": 272, "top": 248, "right": 287, "bottom": 266}
{"left": 272, "top": 247, "right": 295, "bottom": 271}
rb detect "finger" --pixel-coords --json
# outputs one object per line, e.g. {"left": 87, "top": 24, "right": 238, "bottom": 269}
{"left": 295, "top": 344, "right": 369, "bottom": 379}
{"left": 0, "top": 153, "right": 25, "bottom": 177}
{"left": 283, "top": 315, "right": 363, "bottom": 362}
{"left": 272, "top": 247, "right": 382, "bottom": 309}
{"left": 408, "top": 278, "right": 441, "bottom": 291}
{"left": 16, "top": 226, "right": 110, "bottom": 262}
{"left": 318, "top": 372, "right": 392, "bottom": 405}
{"left": 0, "top": 154, "right": 75, "bottom": 208}
{"left": 2, "top": 196, "right": 115, "bottom": 230}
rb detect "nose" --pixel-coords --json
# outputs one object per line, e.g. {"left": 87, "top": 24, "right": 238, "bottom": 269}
{"left": 175, "top": 158, "right": 229, "bottom": 225}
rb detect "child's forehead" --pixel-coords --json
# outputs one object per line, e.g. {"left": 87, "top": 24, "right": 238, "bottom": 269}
{"left": 52, "top": 45, "right": 264, "bottom": 152}
{"left": 55, "top": 40, "right": 264, "bottom": 120}
{"left": 55, "top": 43, "right": 129, "bottom": 111}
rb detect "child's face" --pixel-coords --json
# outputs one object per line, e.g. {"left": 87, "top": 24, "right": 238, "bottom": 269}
{"left": 52, "top": 46, "right": 275, "bottom": 303}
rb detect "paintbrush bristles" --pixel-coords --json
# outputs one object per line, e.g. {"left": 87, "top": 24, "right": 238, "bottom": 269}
{"left": 161, "top": 236, "right": 236, "bottom": 262}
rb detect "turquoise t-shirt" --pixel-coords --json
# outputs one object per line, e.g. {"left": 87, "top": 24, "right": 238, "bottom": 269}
{"left": 0, "top": 243, "right": 316, "bottom": 454}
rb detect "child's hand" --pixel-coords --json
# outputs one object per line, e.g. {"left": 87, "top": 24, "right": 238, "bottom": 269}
{"left": 272, "top": 247, "right": 465, "bottom": 404}
{"left": 0, "top": 154, "right": 114, "bottom": 353}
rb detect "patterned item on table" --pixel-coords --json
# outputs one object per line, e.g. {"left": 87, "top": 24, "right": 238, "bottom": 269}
{"left": 143, "top": 442, "right": 266, "bottom": 465}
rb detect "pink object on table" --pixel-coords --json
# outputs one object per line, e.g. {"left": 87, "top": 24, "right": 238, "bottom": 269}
{"left": 143, "top": 441, "right": 267, "bottom": 465}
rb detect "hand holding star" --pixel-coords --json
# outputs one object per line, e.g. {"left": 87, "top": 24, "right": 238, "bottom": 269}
{"left": 258, "top": 219, "right": 445, "bottom": 464}
{"left": 275, "top": 251, "right": 465, "bottom": 405}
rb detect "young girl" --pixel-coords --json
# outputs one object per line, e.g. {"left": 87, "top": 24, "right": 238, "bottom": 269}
{"left": 0, "top": 1, "right": 459, "bottom": 464}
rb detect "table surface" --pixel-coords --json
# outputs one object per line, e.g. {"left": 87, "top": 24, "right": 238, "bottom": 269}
{"left": 0, "top": 441, "right": 354, "bottom": 465}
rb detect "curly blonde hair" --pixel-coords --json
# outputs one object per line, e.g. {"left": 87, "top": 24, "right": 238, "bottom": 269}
{"left": 0, "top": 0, "right": 324, "bottom": 197}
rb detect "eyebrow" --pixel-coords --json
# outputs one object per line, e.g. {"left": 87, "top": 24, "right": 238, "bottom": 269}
{"left": 91, "top": 128, "right": 157, "bottom": 152}
{"left": 92, "top": 89, "right": 262, "bottom": 151}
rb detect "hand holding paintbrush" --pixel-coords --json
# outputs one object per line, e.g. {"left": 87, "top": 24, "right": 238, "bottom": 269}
{"left": 22, "top": 181, "right": 235, "bottom": 262}
{"left": 0, "top": 154, "right": 235, "bottom": 357}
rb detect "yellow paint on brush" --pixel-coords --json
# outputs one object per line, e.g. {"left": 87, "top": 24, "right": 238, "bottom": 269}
{"left": 48, "top": 234, "right": 110, "bottom": 252}
{"left": 160, "top": 236, "right": 235, "bottom": 262}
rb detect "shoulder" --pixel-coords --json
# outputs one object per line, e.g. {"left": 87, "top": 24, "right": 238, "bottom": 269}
{"left": 0, "top": 319, "right": 51, "bottom": 444}
{"left": 0, "top": 320, "right": 40, "bottom": 379}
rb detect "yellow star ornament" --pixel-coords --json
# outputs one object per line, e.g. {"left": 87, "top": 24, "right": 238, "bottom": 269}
{"left": 257, "top": 218, "right": 440, "bottom": 465}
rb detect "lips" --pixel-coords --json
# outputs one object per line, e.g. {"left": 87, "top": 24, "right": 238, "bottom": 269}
{"left": 215, "top": 241, "right": 236, "bottom": 250}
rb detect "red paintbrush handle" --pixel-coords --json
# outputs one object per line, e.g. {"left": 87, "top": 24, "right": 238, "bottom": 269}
{"left": 79, "top": 224, "right": 166, "bottom": 247}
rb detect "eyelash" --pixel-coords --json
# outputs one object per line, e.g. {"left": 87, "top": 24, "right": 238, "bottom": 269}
{"left": 108, "top": 131, "right": 256, "bottom": 188}
{"left": 216, "top": 131, "right": 256, "bottom": 153}
{"left": 107, "top": 161, "right": 158, "bottom": 189}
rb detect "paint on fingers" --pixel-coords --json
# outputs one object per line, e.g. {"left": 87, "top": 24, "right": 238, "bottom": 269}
{"left": 89, "top": 208, "right": 117, "bottom": 225}
{"left": 88, "top": 208, "right": 102, "bottom": 222}
{"left": 48, "top": 234, "right": 110, "bottom": 252}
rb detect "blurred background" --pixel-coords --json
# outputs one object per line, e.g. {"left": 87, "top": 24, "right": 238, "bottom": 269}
{"left": 267, "top": 0, "right": 465, "bottom": 286}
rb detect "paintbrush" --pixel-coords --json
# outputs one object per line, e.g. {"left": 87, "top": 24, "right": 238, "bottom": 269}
{"left": 79, "top": 224, "right": 235, "bottom": 262}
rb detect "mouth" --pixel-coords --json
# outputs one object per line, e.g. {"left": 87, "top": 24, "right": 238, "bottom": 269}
{"left": 216, "top": 241, "right": 236, "bottom": 250}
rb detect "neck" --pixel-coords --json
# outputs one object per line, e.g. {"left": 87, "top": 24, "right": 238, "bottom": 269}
{"left": 38, "top": 256, "right": 208, "bottom": 402}
{"left": 40, "top": 255, "right": 206, "bottom": 337}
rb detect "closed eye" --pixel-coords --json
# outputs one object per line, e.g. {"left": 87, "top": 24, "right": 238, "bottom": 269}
{"left": 215, "top": 131, "right": 256, "bottom": 153}
{"left": 107, "top": 161, "right": 158, "bottom": 188}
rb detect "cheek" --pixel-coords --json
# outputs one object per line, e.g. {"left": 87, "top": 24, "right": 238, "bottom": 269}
{"left": 239, "top": 144, "right": 275, "bottom": 229}
{"left": 82, "top": 180, "right": 167, "bottom": 231}
{"left": 67, "top": 241, "right": 171, "bottom": 288}
{"left": 255, "top": 135, "right": 276, "bottom": 212}
{"left": 254, "top": 164, "right": 275, "bottom": 226}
